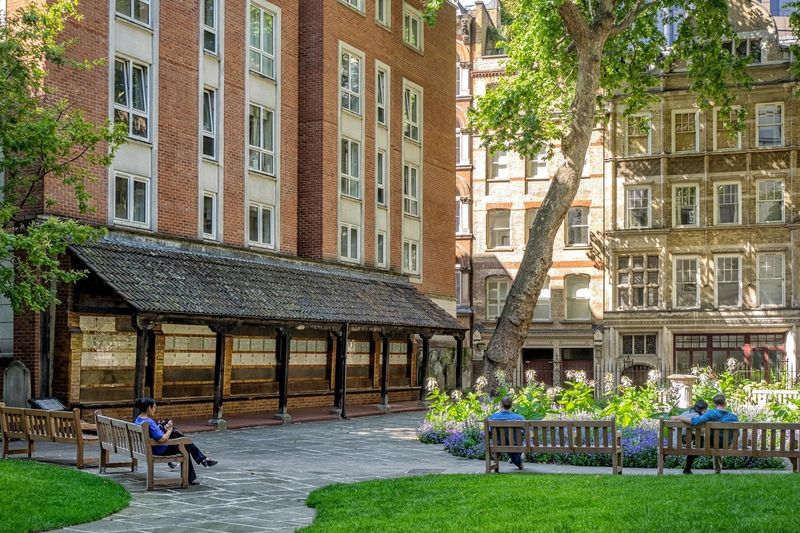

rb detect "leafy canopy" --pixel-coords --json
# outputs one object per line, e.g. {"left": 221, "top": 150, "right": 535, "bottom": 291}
{"left": 0, "top": 0, "right": 126, "bottom": 311}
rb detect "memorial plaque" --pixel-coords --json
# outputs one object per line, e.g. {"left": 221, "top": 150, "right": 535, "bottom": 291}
{"left": 28, "top": 397, "right": 68, "bottom": 411}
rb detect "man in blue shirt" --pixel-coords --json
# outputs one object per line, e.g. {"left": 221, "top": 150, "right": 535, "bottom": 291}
{"left": 488, "top": 396, "right": 525, "bottom": 469}
{"left": 690, "top": 394, "right": 739, "bottom": 473}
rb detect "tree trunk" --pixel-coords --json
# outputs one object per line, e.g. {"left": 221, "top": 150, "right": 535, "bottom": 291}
{"left": 483, "top": 36, "right": 608, "bottom": 391}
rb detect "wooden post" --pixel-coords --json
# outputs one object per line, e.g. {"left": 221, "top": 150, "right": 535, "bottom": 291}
{"left": 454, "top": 334, "right": 464, "bottom": 390}
{"left": 419, "top": 333, "right": 431, "bottom": 403}
{"left": 379, "top": 333, "right": 390, "bottom": 411}
{"left": 331, "top": 324, "right": 350, "bottom": 418}
{"left": 132, "top": 316, "right": 154, "bottom": 418}
{"left": 274, "top": 328, "right": 292, "bottom": 424}
{"left": 209, "top": 324, "right": 232, "bottom": 430}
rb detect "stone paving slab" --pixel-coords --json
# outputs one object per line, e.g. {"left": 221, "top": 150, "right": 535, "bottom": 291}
{"left": 11, "top": 412, "right": 792, "bottom": 532}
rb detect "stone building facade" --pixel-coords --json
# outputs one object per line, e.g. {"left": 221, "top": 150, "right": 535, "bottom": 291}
{"left": 0, "top": 0, "right": 464, "bottom": 421}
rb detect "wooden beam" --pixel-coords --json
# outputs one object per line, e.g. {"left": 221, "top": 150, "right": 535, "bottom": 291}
{"left": 274, "top": 328, "right": 292, "bottom": 423}
{"left": 209, "top": 323, "right": 232, "bottom": 429}
{"left": 419, "top": 334, "right": 431, "bottom": 403}
{"left": 455, "top": 334, "right": 465, "bottom": 390}
{"left": 331, "top": 323, "right": 350, "bottom": 418}
{"left": 132, "top": 316, "right": 155, "bottom": 417}
{"left": 380, "top": 333, "right": 390, "bottom": 410}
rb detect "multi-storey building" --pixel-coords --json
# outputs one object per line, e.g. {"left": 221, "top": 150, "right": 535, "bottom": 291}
{"left": 0, "top": 0, "right": 463, "bottom": 422}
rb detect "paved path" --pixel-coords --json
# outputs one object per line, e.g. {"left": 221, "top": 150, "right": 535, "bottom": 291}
{"left": 20, "top": 412, "right": 790, "bottom": 532}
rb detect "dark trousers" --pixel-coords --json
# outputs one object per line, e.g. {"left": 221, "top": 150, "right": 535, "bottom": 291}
{"left": 155, "top": 427, "right": 207, "bottom": 482}
{"left": 508, "top": 452, "right": 523, "bottom": 469}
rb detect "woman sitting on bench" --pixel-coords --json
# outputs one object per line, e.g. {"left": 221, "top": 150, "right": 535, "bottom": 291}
{"left": 134, "top": 397, "right": 218, "bottom": 485}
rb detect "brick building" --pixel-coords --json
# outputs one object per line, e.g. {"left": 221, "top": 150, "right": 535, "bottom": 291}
{"left": 458, "top": 0, "right": 799, "bottom": 388}
{"left": 0, "top": 0, "right": 464, "bottom": 423}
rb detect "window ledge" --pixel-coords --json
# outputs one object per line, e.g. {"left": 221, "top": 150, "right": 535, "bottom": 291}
{"left": 486, "top": 178, "right": 510, "bottom": 183}
{"left": 341, "top": 106, "right": 363, "bottom": 119}
{"left": 248, "top": 168, "right": 277, "bottom": 180}
{"left": 456, "top": 163, "right": 473, "bottom": 169}
{"left": 248, "top": 241, "right": 276, "bottom": 251}
{"left": 456, "top": 94, "right": 472, "bottom": 101}
{"left": 402, "top": 41, "right": 424, "bottom": 56}
{"left": 403, "top": 135, "right": 422, "bottom": 145}
{"left": 565, "top": 244, "right": 591, "bottom": 250}
{"left": 486, "top": 246, "right": 514, "bottom": 252}
{"left": 203, "top": 49, "right": 221, "bottom": 60}
{"left": 341, "top": 193, "right": 363, "bottom": 202}
{"left": 248, "top": 68, "right": 277, "bottom": 83}
{"left": 115, "top": 14, "right": 153, "bottom": 33}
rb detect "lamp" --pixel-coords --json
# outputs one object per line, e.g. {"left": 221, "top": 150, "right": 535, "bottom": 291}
{"left": 622, "top": 354, "right": 634, "bottom": 370}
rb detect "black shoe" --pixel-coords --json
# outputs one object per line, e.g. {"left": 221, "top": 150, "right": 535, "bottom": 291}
{"left": 201, "top": 458, "right": 218, "bottom": 467}
{"left": 168, "top": 462, "right": 178, "bottom": 470}
{"left": 189, "top": 479, "right": 200, "bottom": 485}
{"left": 682, "top": 470, "right": 692, "bottom": 474}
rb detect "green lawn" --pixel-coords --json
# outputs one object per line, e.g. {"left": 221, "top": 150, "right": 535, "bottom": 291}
{"left": 302, "top": 473, "right": 800, "bottom": 532}
{"left": 0, "top": 459, "right": 130, "bottom": 533}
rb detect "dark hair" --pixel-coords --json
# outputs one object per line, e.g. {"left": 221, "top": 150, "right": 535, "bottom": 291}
{"left": 134, "top": 397, "right": 156, "bottom": 416}
{"left": 691, "top": 400, "right": 708, "bottom": 414}
{"left": 713, "top": 394, "right": 726, "bottom": 407}
{"left": 500, "top": 396, "right": 513, "bottom": 410}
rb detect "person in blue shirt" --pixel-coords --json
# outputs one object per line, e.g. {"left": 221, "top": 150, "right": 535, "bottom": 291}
{"left": 670, "top": 399, "right": 707, "bottom": 474}
{"left": 488, "top": 396, "right": 525, "bottom": 470}
{"left": 690, "top": 394, "right": 739, "bottom": 473}
{"left": 134, "top": 397, "right": 218, "bottom": 485}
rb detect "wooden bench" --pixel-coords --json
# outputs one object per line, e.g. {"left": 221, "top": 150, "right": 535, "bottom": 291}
{"left": 0, "top": 404, "right": 98, "bottom": 468}
{"left": 95, "top": 410, "right": 191, "bottom": 490}
{"left": 657, "top": 419, "right": 800, "bottom": 474}
{"left": 484, "top": 418, "right": 623, "bottom": 474}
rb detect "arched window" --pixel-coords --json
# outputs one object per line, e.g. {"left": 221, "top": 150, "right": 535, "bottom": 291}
{"left": 565, "top": 275, "right": 591, "bottom": 320}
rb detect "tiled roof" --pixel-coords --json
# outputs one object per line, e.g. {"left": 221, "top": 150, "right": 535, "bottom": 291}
{"left": 70, "top": 235, "right": 464, "bottom": 333}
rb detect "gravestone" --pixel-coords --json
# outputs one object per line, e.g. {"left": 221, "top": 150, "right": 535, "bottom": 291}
{"left": 3, "top": 360, "right": 31, "bottom": 407}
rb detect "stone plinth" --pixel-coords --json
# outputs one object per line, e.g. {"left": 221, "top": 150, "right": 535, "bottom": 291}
{"left": 667, "top": 374, "right": 698, "bottom": 409}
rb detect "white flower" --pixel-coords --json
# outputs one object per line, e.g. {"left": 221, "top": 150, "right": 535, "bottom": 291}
{"left": 647, "top": 369, "right": 661, "bottom": 385}
{"left": 494, "top": 369, "right": 508, "bottom": 383}
{"left": 572, "top": 370, "right": 587, "bottom": 385}
{"left": 698, "top": 373, "right": 710, "bottom": 385}
{"left": 690, "top": 367, "right": 701, "bottom": 376}
{"left": 726, "top": 358, "right": 739, "bottom": 373}
{"left": 620, "top": 376, "right": 633, "bottom": 388}
{"left": 475, "top": 376, "right": 488, "bottom": 393}
{"left": 525, "top": 369, "right": 537, "bottom": 384}
{"left": 545, "top": 386, "right": 561, "bottom": 399}
{"left": 425, "top": 377, "right": 438, "bottom": 392}
{"left": 603, "top": 372, "right": 614, "bottom": 393}
{"left": 450, "top": 390, "right": 463, "bottom": 402}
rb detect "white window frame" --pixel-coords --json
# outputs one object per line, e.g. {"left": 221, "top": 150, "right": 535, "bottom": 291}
{"left": 376, "top": 231, "right": 387, "bottom": 268}
{"left": 672, "top": 256, "right": 700, "bottom": 309}
{"left": 756, "top": 179, "right": 784, "bottom": 224}
{"left": 203, "top": 0, "right": 218, "bottom": 54}
{"left": 376, "top": 149, "right": 386, "bottom": 206}
{"left": 248, "top": 103, "right": 275, "bottom": 175}
{"left": 532, "top": 276, "right": 551, "bottom": 322}
{"left": 403, "top": 163, "right": 419, "bottom": 216}
{"left": 486, "top": 277, "right": 510, "bottom": 320}
{"left": 402, "top": 3, "right": 423, "bottom": 51}
{"left": 113, "top": 172, "right": 150, "bottom": 227}
{"left": 456, "top": 129, "right": 470, "bottom": 166}
{"left": 565, "top": 275, "right": 591, "bottom": 321}
{"left": 456, "top": 199, "right": 470, "bottom": 235}
{"left": 249, "top": 5, "right": 275, "bottom": 79}
{"left": 672, "top": 183, "right": 699, "bottom": 227}
{"left": 566, "top": 206, "right": 589, "bottom": 247}
{"left": 202, "top": 192, "right": 217, "bottom": 239}
{"left": 403, "top": 86, "right": 421, "bottom": 142}
{"left": 376, "top": 66, "right": 388, "bottom": 126}
{"left": 340, "top": 0, "right": 364, "bottom": 13}
{"left": 456, "top": 62, "right": 470, "bottom": 96}
{"left": 712, "top": 107, "right": 742, "bottom": 151}
{"left": 113, "top": 57, "right": 150, "bottom": 141}
{"left": 340, "top": 49, "right": 362, "bottom": 115}
{"left": 403, "top": 239, "right": 420, "bottom": 275}
{"left": 115, "top": 0, "right": 151, "bottom": 27}
{"left": 488, "top": 150, "right": 509, "bottom": 181}
{"left": 757, "top": 253, "right": 784, "bottom": 307}
{"left": 487, "top": 209, "right": 511, "bottom": 249}
{"left": 714, "top": 254, "right": 742, "bottom": 308}
{"left": 713, "top": 181, "right": 741, "bottom": 225}
{"left": 340, "top": 223, "right": 360, "bottom": 263}
{"left": 375, "top": 0, "right": 390, "bottom": 27}
{"left": 340, "top": 137, "right": 361, "bottom": 199}
{"left": 202, "top": 88, "right": 217, "bottom": 160}
{"left": 625, "top": 113, "right": 651, "bottom": 156}
{"left": 248, "top": 202, "right": 275, "bottom": 248}
{"left": 526, "top": 148, "right": 548, "bottom": 179}
{"left": 625, "top": 186, "right": 651, "bottom": 229}
{"left": 756, "top": 102, "right": 784, "bottom": 148}
{"left": 671, "top": 109, "right": 700, "bottom": 153}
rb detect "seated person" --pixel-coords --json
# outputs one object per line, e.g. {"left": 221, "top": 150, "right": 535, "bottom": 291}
{"left": 134, "top": 397, "right": 218, "bottom": 485}
{"left": 670, "top": 400, "right": 708, "bottom": 474}
{"left": 488, "top": 396, "right": 525, "bottom": 470}
{"left": 690, "top": 394, "right": 739, "bottom": 474}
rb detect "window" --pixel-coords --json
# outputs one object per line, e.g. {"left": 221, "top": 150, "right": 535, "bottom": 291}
{"left": 525, "top": 208, "right": 537, "bottom": 243}
{"left": 622, "top": 334, "right": 657, "bottom": 357}
{"left": 113, "top": 58, "right": 149, "bottom": 140}
{"left": 672, "top": 110, "right": 699, "bottom": 152}
{"left": 202, "top": 193, "right": 216, "bottom": 238}
{"left": 403, "top": 164, "right": 419, "bottom": 216}
{"left": 340, "top": 224, "right": 360, "bottom": 262}
{"left": 489, "top": 151, "right": 508, "bottom": 180}
{"left": 713, "top": 107, "right": 741, "bottom": 150}
{"left": 533, "top": 277, "right": 550, "bottom": 321}
{"left": 456, "top": 270, "right": 464, "bottom": 307}
{"left": 565, "top": 275, "right": 591, "bottom": 320}
{"left": 757, "top": 253, "right": 784, "bottom": 307}
{"left": 203, "top": 0, "right": 217, "bottom": 53}
{"left": 484, "top": 28, "right": 504, "bottom": 56}
{"left": 248, "top": 203, "right": 274, "bottom": 247}
{"left": 376, "top": 68, "right": 387, "bottom": 125}
{"left": 248, "top": 104, "right": 274, "bottom": 175}
{"left": 756, "top": 179, "right": 783, "bottom": 223}
{"left": 486, "top": 277, "right": 509, "bottom": 319}
{"left": 757, "top": 103, "right": 783, "bottom": 147}
{"left": 456, "top": 199, "right": 469, "bottom": 234}
{"left": 376, "top": 150, "right": 386, "bottom": 206}
{"left": 403, "top": 4, "right": 422, "bottom": 50}
{"left": 673, "top": 184, "right": 698, "bottom": 227}
{"left": 114, "top": 173, "right": 149, "bottom": 226}
{"left": 249, "top": 6, "right": 275, "bottom": 78}
{"left": 202, "top": 89, "right": 216, "bottom": 159}
{"left": 403, "top": 87, "right": 420, "bottom": 141}
{"left": 342, "top": 0, "right": 364, "bottom": 11}
{"left": 715, "top": 255, "right": 741, "bottom": 307}
{"left": 115, "top": 0, "right": 150, "bottom": 26}
{"left": 376, "top": 232, "right": 387, "bottom": 267}
{"left": 626, "top": 114, "right": 651, "bottom": 156}
{"left": 673, "top": 257, "right": 699, "bottom": 308}
{"left": 487, "top": 210, "right": 510, "bottom": 249}
{"left": 341, "top": 51, "right": 361, "bottom": 114}
{"left": 617, "top": 254, "right": 659, "bottom": 308}
{"left": 455, "top": 199, "right": 461, "bottom": 233}
{"left": 456, "top": 63, "right": 470, "bottom": 96}
{"left": 567, "top": 207, "right": 589, "bottom": 246}
{"left": 340, "top": 138, "right": 361, "bottom": 199}
{"left": 376, "top": 0, "right": 390, "bottom": 27}
{"left": 722, "top": 38, "right": 762, "bottom": 63}
{"left": 456, "top": 129, "right": 470, "bottom": 165}
{"left": 403, "top": 239, "right": 419, "bottom": 275}
{"left": 714, "top": 182, "right": 740, "bottom": 224}
{"left": 626, "top": 187, "right": 650, "bottom": 228}
{"left": 526, "top": 148, "right": 548, "bottom": 179}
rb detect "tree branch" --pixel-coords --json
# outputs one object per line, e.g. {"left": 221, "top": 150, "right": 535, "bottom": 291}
{"left": 558, "top": 1, "right": 590, "bottom": 49}
{"left": 609, "top": 0, "right": 658, "bottom": 37}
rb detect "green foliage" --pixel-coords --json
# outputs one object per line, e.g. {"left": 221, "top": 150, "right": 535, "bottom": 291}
{"left": 600, "top": 384, "right": 660, "bottom": 427}
{"left": 0, "top": 0, "right": 126, "bottom": 312}
{"left": 556, "top": 379, "right": 595, "bottom": 414}
{"left": 767, "top": 397, "right": 800, "bottom": 423}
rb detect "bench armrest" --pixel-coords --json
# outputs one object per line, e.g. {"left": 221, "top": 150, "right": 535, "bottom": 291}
{"left": 166, "top": 437, "right": 192, "bottom": 446}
